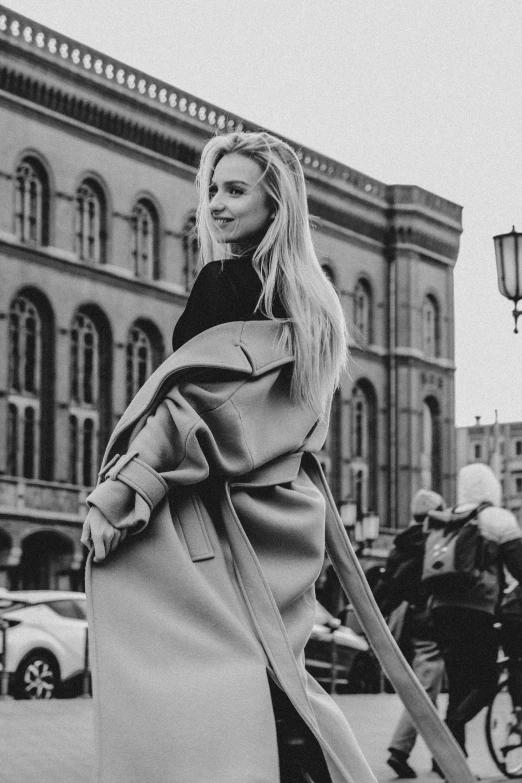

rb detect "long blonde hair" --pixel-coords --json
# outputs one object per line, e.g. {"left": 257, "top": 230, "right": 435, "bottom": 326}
{"left": 196, "top": 131, "right": 348, "bottom": 413}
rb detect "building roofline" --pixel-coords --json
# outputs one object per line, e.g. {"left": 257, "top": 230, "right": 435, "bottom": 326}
{"left": 0, "top": 3, "right": 462, "bottom": 226}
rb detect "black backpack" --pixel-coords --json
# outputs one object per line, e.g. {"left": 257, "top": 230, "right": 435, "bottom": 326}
{"left": 421, "top": 501, "right": 494, "bottom": 596}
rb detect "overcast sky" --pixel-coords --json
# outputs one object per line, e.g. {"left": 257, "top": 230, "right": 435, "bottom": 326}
{"left": 5, "top": 0, "right": 522, "bottom": 427}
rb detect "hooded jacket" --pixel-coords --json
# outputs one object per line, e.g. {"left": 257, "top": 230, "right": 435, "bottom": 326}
{"left": 431, "top": 463, "right": 522, "bottom": 614}
{"left": 85, "top": 320, "right": 475, "bottom": 783}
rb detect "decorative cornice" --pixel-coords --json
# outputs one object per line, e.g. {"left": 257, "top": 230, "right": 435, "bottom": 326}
{"left": 0, "top": 63, "right": 201, "bottom": 171}
{"left": 0, "top": 4, "right": 462, "bottom": 223}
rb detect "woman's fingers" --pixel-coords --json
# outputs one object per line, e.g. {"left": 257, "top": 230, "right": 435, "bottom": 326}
{"left": 108, "top": 527, "right": 127, "bottom": 553}
{"left": 80, "top": 518, "right": 93, "bottom": 551}
{"left": 81, "top": 507, "right": 126, "bottom": 562}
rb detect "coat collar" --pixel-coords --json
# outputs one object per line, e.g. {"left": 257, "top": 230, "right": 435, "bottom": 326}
{"left": 105, "top": 320, "right": 293, "bottom": 462}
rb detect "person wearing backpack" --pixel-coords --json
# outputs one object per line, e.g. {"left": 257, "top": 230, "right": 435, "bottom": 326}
{"left": 378, "top": 489, "right": 446, "bottom": 779}
{"left": 428, "top": 463, "right": 522, "bottom": 754}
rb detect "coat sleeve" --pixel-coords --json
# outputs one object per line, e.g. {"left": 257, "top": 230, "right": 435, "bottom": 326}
{"left": 87, "top": 371, "right": 317, "bottom": 533}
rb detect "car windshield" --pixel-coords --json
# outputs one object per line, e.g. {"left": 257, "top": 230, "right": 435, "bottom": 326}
{"left": 47, "top": 600, "right": 86, "bottom": 619}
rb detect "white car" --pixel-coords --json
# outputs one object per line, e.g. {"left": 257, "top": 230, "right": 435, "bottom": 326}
{"left": 0, "top": 590, "right": 88, "bottom": 699}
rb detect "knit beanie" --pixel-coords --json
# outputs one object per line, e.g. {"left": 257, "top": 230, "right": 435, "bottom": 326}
{"left": 411, "top": 489, "right": 444, "bottom": 517}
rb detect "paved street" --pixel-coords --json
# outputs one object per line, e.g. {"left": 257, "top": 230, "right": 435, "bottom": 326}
{"left": 0, "top": 693, "right": 517, "bottom": 783}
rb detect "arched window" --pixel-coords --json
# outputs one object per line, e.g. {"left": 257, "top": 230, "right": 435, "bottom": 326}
{"left": 422, "top": 295, "right": 439, "bottom": 357}
{"left": 7, "top": 404, "right": 18, "bottom": 477}
{"left": 69, "top": 312, "right": 99, "bottom": 486}
{"left": 7, "top": 290, "right": 54, "bottom": 480}
{"left": 131, "top": 199, "right": 159, "bottom": 280}
{"left": 75, "top": 179, "right": 106, "bottom": 264}
{"left": 182, "top": 215, "right": 199, "bottom": 291}
{"left": 126, "top": 325, "right": 153, "bottom": 404}
{"left": 355, "top": 469, "right": 365, "bottom": 520}
{"left": 68, "top": 308, "right": 112, "bottom": 487}
{"left": 70, "top": 313, "right": 99, "bottom": 407}
{"left": 352, "top": 386, "right": 368, "bottom": 459}
{"left": 83, "top": 418, "right": 95, "bottom": 487}
{"left": 7, "top": 295, "right": 44, "bottom": 479}
{"left": 15, "top": 157, "right": 49, "bottom": 246}
{"left": 421, "top": 397, "right": 442, "bottom": 492}
{"left": 351, "top": 381, "right": 378, "bottom": 517}
{"left": 69, "top": 415, "right": 78, "bottom": 486}
{"left": 69, "top": 413, "right": 97, "bottom": 489}
{"left": 9, "top": 296, "right": 41, "bottom": 396}
{"left": 354, "top": 279, "right": 372, "bottom": 344}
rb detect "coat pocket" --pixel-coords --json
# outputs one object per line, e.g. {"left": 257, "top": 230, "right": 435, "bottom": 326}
{"left": 171, "top": 491, "right": 215, "bottom": 562}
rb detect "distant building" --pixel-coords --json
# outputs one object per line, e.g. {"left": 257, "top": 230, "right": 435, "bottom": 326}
{"left": 457, "top": 416, "right": 522, "bottom": 523}
{"left": 0, "top": 4, "right": 462, "bottom": 589}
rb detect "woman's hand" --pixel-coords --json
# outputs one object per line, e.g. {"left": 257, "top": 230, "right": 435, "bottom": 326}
{"left": 81, "top": 506, "right": 128, "bottom": 563}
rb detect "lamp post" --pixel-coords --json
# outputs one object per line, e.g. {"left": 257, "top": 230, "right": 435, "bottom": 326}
{"left": 493, "top": 226, "right": 522, "bottom": 332}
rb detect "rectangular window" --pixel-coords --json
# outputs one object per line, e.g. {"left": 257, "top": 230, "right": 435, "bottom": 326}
{"left": 516, "top": 477, "right": 522, "bottom": 494}
{"left": 474, "top": 444, "right": 482, "bottom": 459}
{"left": 516, "top": 441, "right": 522, "bottom": 456}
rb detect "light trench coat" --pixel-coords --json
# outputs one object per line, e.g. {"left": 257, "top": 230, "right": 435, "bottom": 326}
{"left": 86, "top": 320, "right": 474, "bottom": 783}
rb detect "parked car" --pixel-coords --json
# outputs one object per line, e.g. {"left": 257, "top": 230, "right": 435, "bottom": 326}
{"left": 0, "top": 590, "right": 87, "bottom": 699}
{"left": 305, "top": 602, "right": 380, "bottom": 694}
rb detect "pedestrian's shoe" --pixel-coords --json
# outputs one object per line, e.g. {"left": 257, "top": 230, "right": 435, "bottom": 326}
{"left": 386, "top": 750, "right": 417, "bottom": 779}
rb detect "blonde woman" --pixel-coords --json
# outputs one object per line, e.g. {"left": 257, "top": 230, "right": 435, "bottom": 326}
{"left": 81, "top": 132, "right": 470, "bottom": 783}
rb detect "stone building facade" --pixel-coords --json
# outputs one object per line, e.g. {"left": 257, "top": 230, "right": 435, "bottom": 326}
{"left": 457, "top": 417, "right": 522, "bottom": 524}
{"left": 0, "top": 5, "right": 462, "bottom": 589}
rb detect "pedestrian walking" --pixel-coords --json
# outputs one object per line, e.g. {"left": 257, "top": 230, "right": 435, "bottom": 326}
{"left": 376, "top": 490, "right": 446, "bottom": 779}
{"left": 429, "top": 463, "right": 522, "bottom": 755}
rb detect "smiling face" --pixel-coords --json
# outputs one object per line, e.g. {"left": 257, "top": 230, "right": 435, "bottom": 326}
{"left": 209, "top": 153, "right": 273, "bottom": 249}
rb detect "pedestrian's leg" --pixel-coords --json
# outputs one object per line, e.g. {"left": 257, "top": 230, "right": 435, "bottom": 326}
{"left": 387, "top": 639, "right": 444, "bottom": 778}
{"left": 411, "top": 639, "right": 446, "bottom": 775}
{"left": 433, "top": 608, "right": 469, "bottom": 752}
{"left": 388, "top": 709, "right": 418, "bottom": 759}
{"left": 389, "top": 640, "right": 442, "bottom": 758}
{"left": 445, "top": 613, "right": 498, "bottom": 734}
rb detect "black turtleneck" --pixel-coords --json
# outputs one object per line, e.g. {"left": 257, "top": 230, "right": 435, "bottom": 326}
{"left": 172, "top": 258, "right": 286, "bottom": 352}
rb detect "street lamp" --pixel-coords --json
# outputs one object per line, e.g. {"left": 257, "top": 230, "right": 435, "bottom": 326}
{"left": 354, "top": 513, "right": 380, "bottom": 553}
{"left": 493, "top": 226, "right": 522, "bottom": 333}
{"left": 339, "top": 498, "right": 357, "bottom": 532}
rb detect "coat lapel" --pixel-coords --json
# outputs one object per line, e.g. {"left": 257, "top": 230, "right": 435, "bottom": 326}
{"left": 105, "top": 320, "right": 293, "bottom": 465}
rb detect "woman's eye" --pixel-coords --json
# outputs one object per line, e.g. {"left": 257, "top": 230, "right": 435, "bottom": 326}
{"left": 229, "top": 187, "right": 244, "bottom": 196}
{"left": 208, "top": 187, "right": 217, "bottom": 199}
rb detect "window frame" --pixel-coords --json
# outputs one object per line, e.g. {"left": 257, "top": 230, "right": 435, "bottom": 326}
{"left": 75, "top": 178, "right": 107, "bottom": 265}
{"left": 14, "top": 157, "right": 49, "bottom": 246}
{"left": 131, "top": 199, "right": 159, "bottom": 280}
{"left": 353, "top": 278, "right": 373, "bottom": 345}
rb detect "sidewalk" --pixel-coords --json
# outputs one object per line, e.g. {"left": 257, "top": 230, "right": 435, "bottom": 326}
{"left": 0, "top": 693, "right": 517, "bottom": 783}
{"left": 336, "top": 693, "right": 514, "bottom": 783}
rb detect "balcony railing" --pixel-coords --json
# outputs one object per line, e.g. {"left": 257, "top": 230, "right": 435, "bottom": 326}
{"left": 0, "top": 476, "right": 87, "bottom": 522}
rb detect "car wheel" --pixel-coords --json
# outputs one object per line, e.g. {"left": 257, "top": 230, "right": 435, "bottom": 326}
{"left": 13, "top": 651, "right": 60, "bottom": 700}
